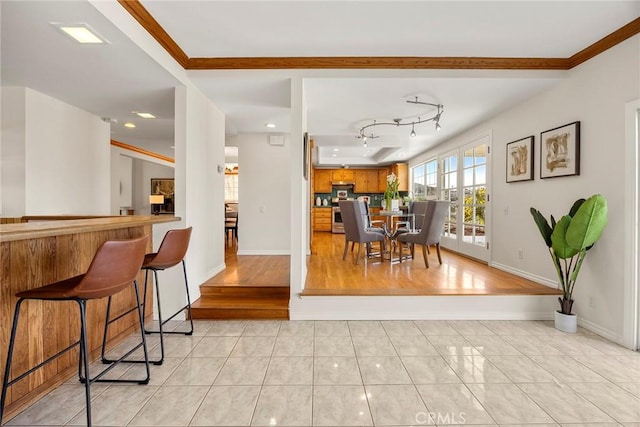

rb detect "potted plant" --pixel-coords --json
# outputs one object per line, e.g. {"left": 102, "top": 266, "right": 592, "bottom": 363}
{"left": 530, "top": 194, "right": 608, "bottom": 333}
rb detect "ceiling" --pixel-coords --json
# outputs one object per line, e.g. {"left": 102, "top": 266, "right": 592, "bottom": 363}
{"left": 2, "top": 1, "right": 638, "bottom": 166}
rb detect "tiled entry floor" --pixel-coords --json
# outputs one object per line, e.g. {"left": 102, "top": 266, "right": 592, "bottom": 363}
{"left": 5, "top": 320, "right": 640, "bottom": 426}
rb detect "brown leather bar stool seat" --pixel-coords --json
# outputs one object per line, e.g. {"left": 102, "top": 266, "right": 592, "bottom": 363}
{"left": 138, "top": 227, "right": 194, "bottom": 365}
{"left": 0, "top": 236, "right": 151, "bottom": 427}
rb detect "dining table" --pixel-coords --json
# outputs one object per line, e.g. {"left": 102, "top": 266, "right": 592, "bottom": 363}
{"left": 377, "top": 210, "right": 416, "bottom": 263}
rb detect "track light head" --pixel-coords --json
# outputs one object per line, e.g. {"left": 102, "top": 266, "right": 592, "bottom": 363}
{"left": 410, "top": 123, "right": 416, "bottom": 137}
{"left": 435, "top": 121, "right": 442, "bottom": 131}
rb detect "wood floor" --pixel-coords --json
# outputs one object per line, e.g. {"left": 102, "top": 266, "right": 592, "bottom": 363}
{"left": 190, "top": 247, "right": 290, "bottom": 319}
{"left": 191, "top": 232, "right": 560, "bottom": 318}
{"left": 303, "top": 232, "right": 562, "bottom": 296}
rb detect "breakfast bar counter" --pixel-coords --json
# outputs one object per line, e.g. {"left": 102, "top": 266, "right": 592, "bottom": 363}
{"left": 0, "top": 215, "right": 180, "bottom": 418}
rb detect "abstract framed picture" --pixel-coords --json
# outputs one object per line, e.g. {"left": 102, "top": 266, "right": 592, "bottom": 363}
{"left": 506, "top": 135, "right": 534, "bottom": 183}
{"left": 540, "top": 121, "right": 580, "bottom": 179}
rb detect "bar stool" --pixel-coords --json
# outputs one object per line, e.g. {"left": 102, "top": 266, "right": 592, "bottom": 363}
{"left": 0, "top": 236, "right": 151, "bottom": 427}
{"left": 103, "top": 227, "right": 193, "bottom": 366}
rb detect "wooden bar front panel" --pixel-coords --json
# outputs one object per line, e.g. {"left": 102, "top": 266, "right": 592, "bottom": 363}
{"left": 0, "top": 225, "right": 153, "bottom": 412}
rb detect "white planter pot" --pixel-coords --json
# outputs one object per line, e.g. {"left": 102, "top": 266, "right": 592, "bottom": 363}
{"left": 391, "top": 199, "right": 400, "bottom": 211}
{"left": 554, "top": 311, "right": 577, "bottom": 333}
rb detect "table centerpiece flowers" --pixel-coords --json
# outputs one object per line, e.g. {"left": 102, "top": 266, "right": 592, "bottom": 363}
{"left": 384, "top": 173, "right": 401, "bottom": 211}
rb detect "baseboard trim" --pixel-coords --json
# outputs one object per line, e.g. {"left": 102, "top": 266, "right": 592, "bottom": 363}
{"left": 204, "top": 263, "right": 225, "bottom": 282}
{"left": 236, "top": 249, "right": 290, "bottom": 256}
{"left": 290, "top": 294, "right": 557, "bottom": 321}
{"left": 490, "top": 262, "right": 558, "bottom": 288}
{"left": 578, "top": 317, "right": 628, "bottom": 348}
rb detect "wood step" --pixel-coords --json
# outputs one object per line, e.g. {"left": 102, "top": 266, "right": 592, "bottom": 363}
{"left": 200, "top": 284, "right": 289, "bottom": 298}
{"left": 190, "top": 297, "right": 289, "bottom": 320}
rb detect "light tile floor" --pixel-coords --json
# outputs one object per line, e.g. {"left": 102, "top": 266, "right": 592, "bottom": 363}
{"left": 4, "top": 320, "right": 640, "bottom": 426}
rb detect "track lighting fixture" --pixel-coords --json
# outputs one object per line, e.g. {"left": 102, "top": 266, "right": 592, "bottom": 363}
{"left": 359, "top": 97, "right": 444, "bottom": 139}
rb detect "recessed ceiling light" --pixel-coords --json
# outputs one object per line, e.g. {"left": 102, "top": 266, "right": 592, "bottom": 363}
{"left": 134, "top": 112, "right": 156, "bottom": 119}
{"left": 332, "top": 154, "right": 337, "bottom": 157}
{"left": 123, "top": 122, "right": 136, "bottom": 128}
{"left": 333, "top": 148, "right": 339, "bottom": 152}
{"left": 265, "top": 123, "right": 276, "bottom": 128}
{"left": 52, "top": 23, "right": 108, "bottom": 44}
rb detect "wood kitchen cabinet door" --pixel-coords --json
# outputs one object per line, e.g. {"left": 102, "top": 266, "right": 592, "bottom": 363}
{"left": 366, "top": 170, "right": 379, "bottom": 192}
{"left": 355, "top": 169, "right": 379, "bottom": 192}
{"left": 314, "top": 169, "right": 332, "bottom": 193}
{"left": 332, "top": 169, "right": 355, "bottom": 182}
{"left": 392, "top": 163, "right": 409, "bottom": 191}
{"left": 378, "top": 168, "right": 390, "bottom": 192}
{"left": 354, "top": 170, "right": 367, "bottom": 192}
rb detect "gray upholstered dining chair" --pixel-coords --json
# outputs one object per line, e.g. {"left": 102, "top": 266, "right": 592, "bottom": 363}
{"left": 393, "top": 200, "right": 429, "bottom": 239}
{"left": 339, "top": 200, "right": 386, "bottom": 265}
{"left": 396, "top": 200, "right": 449, "bottom": 267}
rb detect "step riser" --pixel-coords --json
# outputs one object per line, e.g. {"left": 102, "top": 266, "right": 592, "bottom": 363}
{"left": 201, "top": 287, "right": 289, "bottom": 298}
{"left": 191, "top": 308, "right": 289, "bottom": 320}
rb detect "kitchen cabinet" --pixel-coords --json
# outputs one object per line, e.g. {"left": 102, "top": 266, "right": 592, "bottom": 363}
{"left": 392, "top": 163, "right": 409, "bottom": 192}
{"left": 355, "top": 169, "right": 379, "bottom": 193}
{"left": 314, "top": 169, "right": 332, "bottom": 193}
{"left": 331, "top": 169, "right": 355, "bottom": 182}
{"left": 313, "top": 207, "right": 332, "bottom": 232}
{"left": 378, "top": 168, "right": 390, "bottom": 193}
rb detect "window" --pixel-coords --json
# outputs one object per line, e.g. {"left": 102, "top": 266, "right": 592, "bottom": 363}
{"left": 224, "top": 165, "right": 238, "bottom": 202}
{"left": 411, "top": 158, "right": 437, "bottom": 200}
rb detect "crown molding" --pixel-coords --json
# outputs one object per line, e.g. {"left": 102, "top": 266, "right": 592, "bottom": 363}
{"left": 110, "top": 139, "right": 175, "bottom": 164}
{"left": 119, "top": 1, "right": 639, "bottom": 71}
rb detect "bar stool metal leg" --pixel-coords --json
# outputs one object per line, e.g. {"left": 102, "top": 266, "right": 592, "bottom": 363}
{"left": 140, "top": 260, "right": 194, "bottom": 365}
{"left": 98, "top": 281, "right": 153, "bottom": 378}
{"left": 0, "top": 299, "right": 24, "bottom": 425}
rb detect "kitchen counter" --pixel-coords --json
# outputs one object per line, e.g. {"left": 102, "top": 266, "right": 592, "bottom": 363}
{"left": 0, "top": 215, "right": 180, "bottom": 418}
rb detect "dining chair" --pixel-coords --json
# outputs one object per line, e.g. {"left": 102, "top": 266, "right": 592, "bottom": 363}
{"left": 339, "top": 200, "right": 386, "bottom": 265}
{"left": 225, "top": 210, "right": 238, "bottom": 245}
{"left": 396, "top": 200, "right": 449, "bottom": 267}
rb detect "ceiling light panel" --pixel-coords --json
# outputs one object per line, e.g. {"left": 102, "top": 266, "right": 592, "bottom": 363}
{"left": 52, "top": 23, "right": 109, "bottom": 44}
{"left": 134, "top": 112, "right": 157, "bottom": 119}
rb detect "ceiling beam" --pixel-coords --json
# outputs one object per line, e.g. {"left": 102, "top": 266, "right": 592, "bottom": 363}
{"left": 568, "top": 16, "right": 640, "bottom": 68}
{"left": 119, "top": 1, "right": 639, "bottom": 71}
{"left": 117, "top": 0, "right": 189, "bottom": 68}
{"left": 186, "top": 56, "right": 569, "bottom": 70}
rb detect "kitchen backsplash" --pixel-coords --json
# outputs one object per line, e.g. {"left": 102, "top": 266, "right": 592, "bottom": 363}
{"left": 314, "top": 191, "right": 408, "bottom": 207}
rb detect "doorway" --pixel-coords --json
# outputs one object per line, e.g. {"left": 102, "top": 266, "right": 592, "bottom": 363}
{"left": 439, "top": 133, "right": 491, "bottom": 262}
{"left": 625, "top": 100, "right": 640, "bottom": 350}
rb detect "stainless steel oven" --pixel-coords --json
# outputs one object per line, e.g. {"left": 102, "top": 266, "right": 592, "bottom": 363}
{"left": 332, "top": 206, "right": 344, "bottom": 233}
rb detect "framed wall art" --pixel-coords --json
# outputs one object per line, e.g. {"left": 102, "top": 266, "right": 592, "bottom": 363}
{"left": 506, "top": 135, "right": 534, "bottom": 183}
{"left": 303, "top": 131, "right": 310, "bottom": 180}
{"left": 540, "top": 121, "right": 580, "bottom": 179}
{"left": 150, "top": 178, "right": 175, "bottom": 214}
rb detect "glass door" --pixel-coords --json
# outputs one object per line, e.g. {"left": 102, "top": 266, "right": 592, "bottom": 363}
{"left": 438, "top": 135, "right": 491, "bottom": 262}
{"left": 439, "top": 151, "right": 459, "bottom": 249}
{"left": 460, "top": 141, "right": 490, "bottom": 261}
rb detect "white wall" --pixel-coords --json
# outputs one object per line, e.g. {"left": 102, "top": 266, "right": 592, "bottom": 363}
{"left": 226, "top": 133, "right": 292, "bottom": 255}
{"left": 1, "top": 87, "right": 110, "bottom": 216}
{"left": 409, "top": 35, "right": 640, "bottom": 344}
{"left": 0, "top": 87, "right": 26, "bottom": 217}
